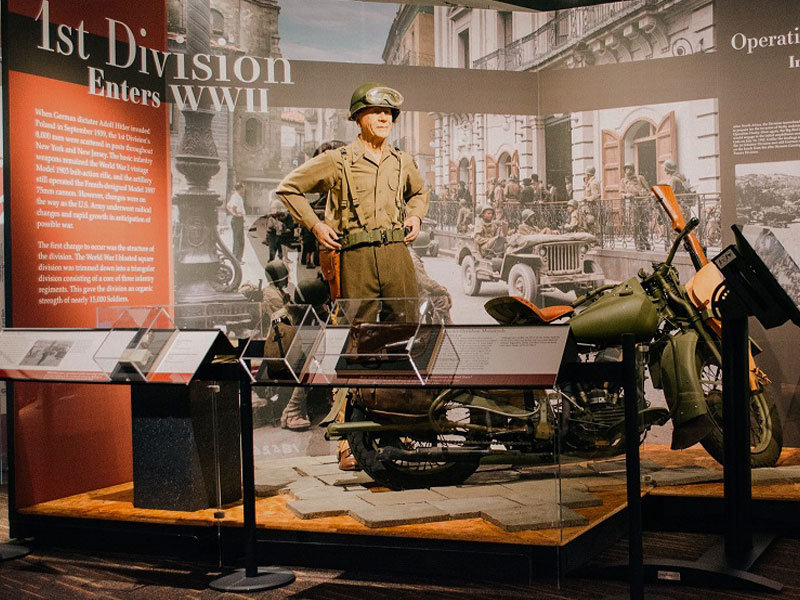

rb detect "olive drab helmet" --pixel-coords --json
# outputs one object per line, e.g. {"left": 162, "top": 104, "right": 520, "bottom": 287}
{"left": 664, "top": 159, "right": 678, "bottom": 173}
{"left": 348, "top": 83, "right": 404, "bottom": 122}
{"left": 265, "top": 259, "right": 289, "bottom": 288}
{"left": 294, "top": 277, "right": 330, "bottom": 309}
{"left": 520, "top": 208, "right": 535, "bottom": 224}
{"left": 477, "top": 204, "right": 495, "bottom": 221}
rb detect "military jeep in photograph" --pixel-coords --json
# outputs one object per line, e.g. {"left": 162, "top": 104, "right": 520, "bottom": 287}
{"left": 456, "top": 232, "right": 605, "bottom": 302}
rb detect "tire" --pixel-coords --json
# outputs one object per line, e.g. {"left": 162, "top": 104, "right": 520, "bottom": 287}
{"left": 347, "top": 405, "right": 480, "bottom": 490}
{"left": 461, "top": 255, "right": 482, "bottom": 296}
{"left": 696, "top": 344, "right": 783, "bottom": 468}
{"left": 507, "top": 263, "right": 538, "bottom": 302}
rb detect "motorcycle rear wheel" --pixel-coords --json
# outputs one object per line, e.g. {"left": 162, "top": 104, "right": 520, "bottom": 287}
{"left": 346, "top": 405, "right": 480, "bottom": 490}
{"left": 696, "top": 345, "right": 783, "bottom": 468}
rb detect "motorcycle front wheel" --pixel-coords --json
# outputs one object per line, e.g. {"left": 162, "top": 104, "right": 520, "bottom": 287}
{"left": 347, "top": 405, "right": 480, "bottom": 490}
{"left": 696, "top": 344, "right": 783, "bottom": 468}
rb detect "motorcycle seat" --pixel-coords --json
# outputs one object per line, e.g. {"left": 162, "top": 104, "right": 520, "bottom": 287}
{"left": 485, "top": 295, "right": 574, "bottom": 325}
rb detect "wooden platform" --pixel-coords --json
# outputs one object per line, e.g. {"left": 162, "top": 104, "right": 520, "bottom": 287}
{"left": 18, "top": 482, "right": 630, "bottom": 548}
{"left": 642, "top": 445, "right": 800, "bottom": 500}
{"left": 18, "top": 445, "right": 800, "bottom": 551}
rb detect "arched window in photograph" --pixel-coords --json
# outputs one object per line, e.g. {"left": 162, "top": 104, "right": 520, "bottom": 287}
{"left": 458, "top": 157, "right": 470, "bottom": 189}
{"left": 245, "top": 117, "right": 262, "bottom": 148}
{"left": 211, "top": 9, "right": 224, "bottom": 36}
{"left": 497, "top": 151, "right": 512, "bottom": 180}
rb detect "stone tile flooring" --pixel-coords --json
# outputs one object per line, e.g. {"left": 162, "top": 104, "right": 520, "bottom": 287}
{"left": 253, "top": 455, "right": 800, "bottom": 532}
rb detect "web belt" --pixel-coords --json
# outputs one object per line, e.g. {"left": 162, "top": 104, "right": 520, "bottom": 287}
{"left": 339, "top": 228, "right": 406, "bottom": 251}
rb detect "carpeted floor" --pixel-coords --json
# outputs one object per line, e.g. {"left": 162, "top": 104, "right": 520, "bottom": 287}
{"left": 2, "top": 486, "right": 800, "bottom": 599}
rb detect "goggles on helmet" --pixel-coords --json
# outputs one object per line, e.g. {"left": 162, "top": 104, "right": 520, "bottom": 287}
{"left": 365, "top": 86, "right": 404, "bottom": 107}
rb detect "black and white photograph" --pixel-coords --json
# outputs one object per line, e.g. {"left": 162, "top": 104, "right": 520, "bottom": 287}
{"left": 736, "top": 160, "right": 800, "bottom": 264}
{"left": 19, "top": 340, "right": 72, "bottom": 367}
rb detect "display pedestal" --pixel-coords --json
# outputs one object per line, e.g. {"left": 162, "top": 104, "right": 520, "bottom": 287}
{"left": 209, "top": 567, "right": 297, "bottom": 592}
{"left": 131, "top": 381, "right": 242, "bottom": 511}
{"left": 0, "top": 542, "right": 30, "bottom": 561}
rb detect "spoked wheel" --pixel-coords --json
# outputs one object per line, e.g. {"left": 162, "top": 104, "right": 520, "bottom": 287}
{"left": 697, "top": 344, "right": 782, "bottom": 467}
{"left": 346, "top": 405, "right": 480, "bottom": 490}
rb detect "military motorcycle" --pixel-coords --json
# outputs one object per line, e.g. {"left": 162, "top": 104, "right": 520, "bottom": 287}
{"left": 325, "top": 185, "right": 782, "bottom": 489}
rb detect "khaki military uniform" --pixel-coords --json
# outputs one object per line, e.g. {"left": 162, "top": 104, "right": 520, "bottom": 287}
{"left": 276, "top": 137, "right": 429, "bottom": 317}
{"left": 620, "top": 173, "right": 652, "bottom": 251}
{"left": 564, "top": 208, "right": 582, "bottom": 232}
{"left": 584, "top": 175, "right": 601, "bottom": 204}
{"left": 668, "top": 171, "right": 694, "bottom": 218}
{"left": 620, "top": 173, "right": 650, "bottom": 200}
{"left": 410, "top": 251, "right": 452, "bottom": 324}
{"left": 474, "top": 219, "right": 501, "bottom": 257}
{"left": 456, "top": 206, "right": 473, "bottom": 233}
{"left": 583, "top": 175, "right": 601, "bottom": 233}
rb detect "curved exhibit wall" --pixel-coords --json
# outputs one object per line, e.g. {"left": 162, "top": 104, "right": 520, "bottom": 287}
{"left": 2, "top": 0, "right": 800, "bottom": 513}
{"left": 3, "top": 0, "right": 170, "bottom": 507}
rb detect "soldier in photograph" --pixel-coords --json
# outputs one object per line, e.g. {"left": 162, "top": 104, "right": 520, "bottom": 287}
{"left": 664, "top": 159, "right": 694, "bottom": 217}
{"left": 492, "top": 178, "right": 506, "bottom": 208}
{"left": 456, "top": 198, "right": 473, "bottom": 233}
{"left": 546, "top": 182, "right": 559, "bottom": 203}
{"left": 563, "top": 199, "right": 583, "bottom": 232}
{"left": 275, "top": 82, "right": 428, "bottom": 470}
{"left": 227, "top": 182, "right": 246, "bottom": 263}
{"left": 455, "top": 180, "right": 472, "bottom": 206}
{"left": 519, "top": 177, "right": 536, "bottom": 207}
{"left": 265, "top": 198, "right": 288, "bottom": 262}
{"left": 583, "top": 166, "right": 601, "bottom": 234}
{"left": 504, "top": 174, "right": 521, "bottom": 204}
{"left": 493, "top": 205, "right": 510, "bottom": 236}
{"left": 620, "top": 163, "right": 652, "bottom": 251}
{"left": 409, "top": 248, "right": 453, "bottom": 324}
{"left": 487, "top": 177, "right": 497, "bottom": 204}
{"left": 474, "top": 204, "right": 501, "bottom": 257}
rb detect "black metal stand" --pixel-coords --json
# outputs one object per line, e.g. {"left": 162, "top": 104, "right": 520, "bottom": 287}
{"left": 0, "top": 542, "right": 30, "bottom": 561}
{"left": 209, "top": 376, "right": 295, "bottom": 592}
{"left": 633, "top": 304, "right": 781, "bottom": 592}
{"left": 604, "top": 335, "right": 672, "bottom": 600}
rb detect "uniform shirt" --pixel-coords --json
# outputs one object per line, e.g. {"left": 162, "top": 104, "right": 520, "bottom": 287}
{"left": 227, "top": 191, "right": 245, "bottom": 217}
{"left": 584, "top": 176, "right": 601, "bottom": 203}
{"left": 474, "top": 219, "right": 500, "bottom": 256}
{"left": 668, "top": 172, "right": 690, "bottom": 195}
{"left": 620, "top": 174, "right": 650, "bottom": 199}
{"left": 275, "top": 136, "right": 428, "bottom": 234}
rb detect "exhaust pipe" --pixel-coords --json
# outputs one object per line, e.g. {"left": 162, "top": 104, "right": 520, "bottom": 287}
{"left": 376, "top": 446, "right": 494, "bottom": 463}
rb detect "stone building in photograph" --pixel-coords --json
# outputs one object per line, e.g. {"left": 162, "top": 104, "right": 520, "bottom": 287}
{"left": 382, "top": 5, "right": 436, "bottom": 187}
{"left": 167, "top": 0, "right": 284, "bottom": 215}
{"left": 431, "top": 0, "right": 717, "bottom": 207}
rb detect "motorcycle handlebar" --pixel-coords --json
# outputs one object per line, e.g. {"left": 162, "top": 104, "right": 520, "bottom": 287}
{"left": 664, "top": 217, "right": 700, "bottom": 267}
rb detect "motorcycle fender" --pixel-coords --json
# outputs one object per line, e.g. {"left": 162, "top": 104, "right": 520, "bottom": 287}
{"left": 658, "top": 330, "right": 708, "bottom": 427}
{"left": 320, "top": 388, "right": 349, "bottom": 428}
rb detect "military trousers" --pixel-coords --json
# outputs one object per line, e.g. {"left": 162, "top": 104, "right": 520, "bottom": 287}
{"left": 340, "top": 241, "right": 418, "bottom": 323}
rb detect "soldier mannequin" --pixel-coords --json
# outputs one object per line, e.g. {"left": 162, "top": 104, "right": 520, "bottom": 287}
{"left": 277, "top": 83, "right": 427, "bottom": 307}
{"left": 276, "top": 83, "right": 429, "bottom": 469}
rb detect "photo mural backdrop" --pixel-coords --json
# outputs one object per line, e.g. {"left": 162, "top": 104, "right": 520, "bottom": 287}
{"left": 4, "top": 0, "right": 800, "bottom": 505}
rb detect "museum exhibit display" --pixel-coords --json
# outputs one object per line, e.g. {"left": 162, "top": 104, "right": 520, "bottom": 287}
{"left": 3, "top": 0, "right": 800, "bottom": 593}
